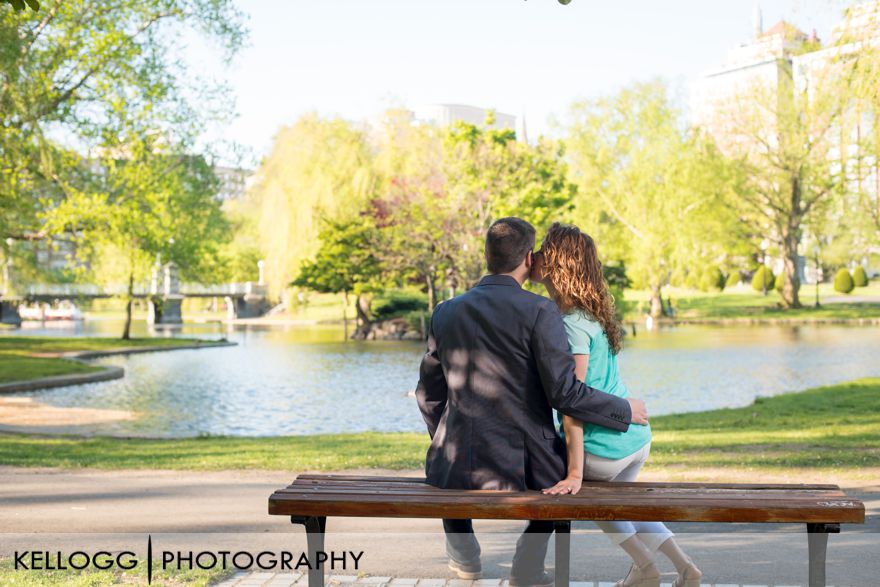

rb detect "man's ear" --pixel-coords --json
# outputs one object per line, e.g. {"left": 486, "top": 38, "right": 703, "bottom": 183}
{"left": 525, "top": 250, "right": 534, "bottom": 269}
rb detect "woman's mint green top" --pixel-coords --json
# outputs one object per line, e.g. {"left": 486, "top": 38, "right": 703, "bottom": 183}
{"left": 561, "top": 310, "right": 651, "bottom": 460}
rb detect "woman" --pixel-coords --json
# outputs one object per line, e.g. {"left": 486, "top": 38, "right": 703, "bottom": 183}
{"left": 530, "top": 223, "right": 702, "bottom": 587}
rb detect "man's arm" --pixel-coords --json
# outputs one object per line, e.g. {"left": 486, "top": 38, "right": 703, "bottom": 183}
{"left": 415, "top": 316, "right": 447, "bottom": 439}
{"left": 531, "top": 304, "right": 634, "bottom": 432}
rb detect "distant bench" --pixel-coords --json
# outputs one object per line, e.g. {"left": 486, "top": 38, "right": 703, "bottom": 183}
{"left": 269, "top": 474, "right": 865, "bottom": 587}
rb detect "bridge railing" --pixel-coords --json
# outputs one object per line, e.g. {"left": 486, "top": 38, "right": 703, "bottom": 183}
{"left": 19, "top": 282, "right": 268, "bottom": 298}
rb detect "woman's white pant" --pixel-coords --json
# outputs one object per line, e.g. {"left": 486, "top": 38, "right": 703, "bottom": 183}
{"left": 583, "top": 442, "right": 674, "bottom": 551}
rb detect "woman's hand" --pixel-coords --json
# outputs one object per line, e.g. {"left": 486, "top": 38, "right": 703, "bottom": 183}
{"left": 542, "top": 474, "right": 583, "bottom": 495}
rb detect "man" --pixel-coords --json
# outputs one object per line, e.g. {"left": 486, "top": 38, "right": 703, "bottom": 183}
{"left": 416, "top": 217, "right": 649, "bottom": 586}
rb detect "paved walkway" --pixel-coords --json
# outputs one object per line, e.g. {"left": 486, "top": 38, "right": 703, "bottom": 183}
{"left": 1, "top": 467, "right": 877, "bottom": 586}
{"left": 213, "top": 572, "right": 809, "bottom": 587}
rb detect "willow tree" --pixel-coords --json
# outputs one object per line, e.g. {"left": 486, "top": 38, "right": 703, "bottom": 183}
{"left": 564, "top": 80, "right": 742, "bottom": 317}
{"left": 249, "top": 114, "right": 376, "bottom": 299}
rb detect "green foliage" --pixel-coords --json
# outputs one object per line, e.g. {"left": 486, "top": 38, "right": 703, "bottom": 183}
{"left": 250, "top": 115, "right": 376, "bottom": 299}
{"left": 291, "top": 218, "right": 382, "bottom": 297}
{"left": 2, "top": 0, "right": 39, "bottom": 12}
{"left": 371, "top": 289, "right": 428, "bottom": 321}
{"left": 725, "top": 271, "right": 741, "bottom": 288}
{"left": 834, "top": 268, "right": 855, "bottom": 294}
{"left": 564, "top": 80, "right": 744, "bottom": 314}
{"left": 700, "top": 266, "right": 726, "bottom": 292}
{"left": 751, "top": 266, "right": 775, "bottom": 292}
{"left": 852, "top": 265, "right": 869, "bottom": 287}
{"left": 369, "top": 110, "right": 576, "bottom": 309}
{"left": 0, "top": 0, "right": 246, "bottom": 249}
{"left": 42, "top": 133, "right": 230, "bottom": 338}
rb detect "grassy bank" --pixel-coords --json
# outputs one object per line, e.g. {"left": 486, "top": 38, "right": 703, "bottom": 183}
{"left": 0, "top": 558, "right": 229, "bottom": 587}
{"left": 625, "top": 283, "right": 880, "bottom": 321}
{"left": 0, "top": 378, "right": 877, "bottom": 475}
{"left": 0, "top": 336, "right": 225, "bottom": 384}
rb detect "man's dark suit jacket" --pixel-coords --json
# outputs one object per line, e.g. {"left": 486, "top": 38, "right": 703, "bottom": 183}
{"left": 416, "top": 274, "right": 633, "bottom": 492}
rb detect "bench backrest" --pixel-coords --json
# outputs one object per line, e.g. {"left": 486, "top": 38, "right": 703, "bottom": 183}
{"left": 269, "top": 474, "right": 865, "bottom": 524}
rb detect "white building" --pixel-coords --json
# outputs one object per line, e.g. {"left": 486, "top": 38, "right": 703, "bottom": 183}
{"left": 214, "top": 166, "right": 255, "bottom": 202}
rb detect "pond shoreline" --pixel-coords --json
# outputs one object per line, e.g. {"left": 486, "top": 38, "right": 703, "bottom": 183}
{"left": 0, "top": 340, "right": 236, "bottom": 394}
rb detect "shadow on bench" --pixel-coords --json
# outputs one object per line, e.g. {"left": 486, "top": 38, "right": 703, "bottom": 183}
{"left": 269, "top": 474, "right": 865, "bottom": 587}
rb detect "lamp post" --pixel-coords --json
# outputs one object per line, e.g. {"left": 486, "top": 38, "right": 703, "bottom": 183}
{"left": 760, "top": 239, "right": 769, "bottom": 296}
{"left": 813, "top": 243, "right": 821, "bottom": 308}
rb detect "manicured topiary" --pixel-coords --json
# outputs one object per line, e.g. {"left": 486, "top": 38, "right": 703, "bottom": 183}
{"left": 775, "top": 271, "right": 785, "bottom": 292}
{"left": 852, "top": 265, "right": 869, "bottom": 287}
{"left": 834, "top": 269, "right": 855, "bottom": 294}
{"left": 751, "top": 266, "right": 775, "bottom": 292}
{"left": 699, "top": 267, "right": 726, "bottom": 292}
{"left": 725, "top": 271, "right": 741, "bottom": 289}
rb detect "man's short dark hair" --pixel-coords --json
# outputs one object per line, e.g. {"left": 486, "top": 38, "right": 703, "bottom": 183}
{"left": 485, "top": 217, "right": 536, "bottom": 274}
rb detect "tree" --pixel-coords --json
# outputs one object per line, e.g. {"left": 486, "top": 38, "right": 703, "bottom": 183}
{"left": 708, "top": 42, "right": 860, "bottom": 309}
{"left": 291, "top": 218, "right": 382, "bottom": 338}
{"left": 370, "top": 110, "right": 576, "bottom": 309}
{"left": 564, "top": 80, "right": 743, "bottom": 317}
{"left": 44, "top": 132, "right": 229, "bottom": 339}
{"left": 0, "top": 0, "right": 245, "bottom": 255}
{"left": 248, "top": 114, "right": 377, "bottom": 300}
{"left": 442, "top": 118, "right": 576, "bottom": 290}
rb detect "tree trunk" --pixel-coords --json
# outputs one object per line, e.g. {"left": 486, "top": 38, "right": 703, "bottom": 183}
{"left": 352, "top": 294, "right": 373, "bottom": 340}
{"left": 342, "top": 291, "right": 349, "bottom": 340}
{"left": 649, "top": 283, "right": 664, "bottom": 319}
{"left": 425, "top": 273, "right": 436, "bottom": 313}
{"left": 122, "top": 272, "right": 134, "bottom": 340}
{"left": 780, "top": 176, "right": 803, "bottom": 309}
{"left": 780, "top": 226, "right": 802, "bottom": 309}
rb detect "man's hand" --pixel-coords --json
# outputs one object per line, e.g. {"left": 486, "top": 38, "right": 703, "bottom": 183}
{"left": 627, "top": 397, "right": 649, "bottom": 425}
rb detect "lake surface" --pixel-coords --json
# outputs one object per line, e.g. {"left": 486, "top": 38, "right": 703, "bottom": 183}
{"left": 8, "top": 319, "right": 880, "bottom": 437}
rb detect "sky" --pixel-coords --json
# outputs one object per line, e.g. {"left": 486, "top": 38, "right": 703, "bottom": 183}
{"left": 186, "top": 0, "right": 848, "bottom": 166}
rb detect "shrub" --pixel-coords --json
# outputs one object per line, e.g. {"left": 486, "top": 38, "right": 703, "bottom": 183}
{"left": 751, "top": 266, "right": 775, "bottom": 292}
{"left": 699, "top": 267, "right": 726, "bottom": 292}
{"left": 725, "top": 271, "right": 741, "bottom": 289}
{"left": 775, "top": 271, "right": 785, "bottom": 292}
{"left": 833, "top": 269, "right": 855, "bottom": 294}
{"left": 372, "top": 290, "right": 428, "bottom": 321}
{"left": 852, "top": 265, "right": 869, "bottom": 287}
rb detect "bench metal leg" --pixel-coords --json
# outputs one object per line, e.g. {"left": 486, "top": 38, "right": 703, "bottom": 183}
{"left": 807, "top": 523, "right": 839, "bottom": 587}
{"left": 292, "top": 516, "right": 327, "bottom": 587}
{"left": 553, "top": 521, "right": 571, "bottom": 587}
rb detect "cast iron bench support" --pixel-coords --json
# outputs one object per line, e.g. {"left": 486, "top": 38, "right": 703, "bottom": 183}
{"left": 270, "top": 475, "right": 864, "bottom": 587}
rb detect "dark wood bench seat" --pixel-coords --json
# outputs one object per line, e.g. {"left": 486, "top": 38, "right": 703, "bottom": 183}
{"left": 269, "top": 474, "right": 865, "bottom": 587}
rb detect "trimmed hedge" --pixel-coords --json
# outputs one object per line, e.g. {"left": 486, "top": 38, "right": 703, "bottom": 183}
{"left": 751, "top": 266, "right": 775, "bottom": 292}
{"left": 853, "top": 265, "right": 869, "bottom": 287}
{"left": 834, "top": 269, "right": 855, "bottom": 294}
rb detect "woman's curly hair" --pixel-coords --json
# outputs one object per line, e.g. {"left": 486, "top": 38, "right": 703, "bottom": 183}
{"left": 539, "top": 222, "right": 622, "bottom": 354}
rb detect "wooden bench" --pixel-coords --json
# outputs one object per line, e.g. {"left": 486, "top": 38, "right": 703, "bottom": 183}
{"left": 269, "top": 474, "right": 865, "bottom": 587}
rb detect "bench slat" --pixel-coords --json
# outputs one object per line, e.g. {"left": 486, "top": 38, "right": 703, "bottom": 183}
{"left": 269, "top": 476, "right": 865, "bottom": 525}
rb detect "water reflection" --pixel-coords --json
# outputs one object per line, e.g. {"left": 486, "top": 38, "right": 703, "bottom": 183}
{"left": 7, "top": 320, "right": 880, "bottom": 437}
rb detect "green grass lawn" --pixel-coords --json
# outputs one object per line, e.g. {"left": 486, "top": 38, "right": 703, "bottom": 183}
{"left": 0, "top": 336, "right": 226, "bottom": 384}
{"left": 624, "top": 282, "right": 880, "bottom": 321}
{"left": 0, "top": 558, "right": 230, "bottom": 587}
{"left": 1, "top": 378, "right": 877, "bottom": 475}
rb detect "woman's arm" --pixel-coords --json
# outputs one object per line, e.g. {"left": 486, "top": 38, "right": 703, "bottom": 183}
{"left": 543, "top": 354, "right": 589, "bottom": 495}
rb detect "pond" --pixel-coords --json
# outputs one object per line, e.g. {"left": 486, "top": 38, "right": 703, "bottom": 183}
{"left": 8, "top": 319, "right": 880, "bottom": 437}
